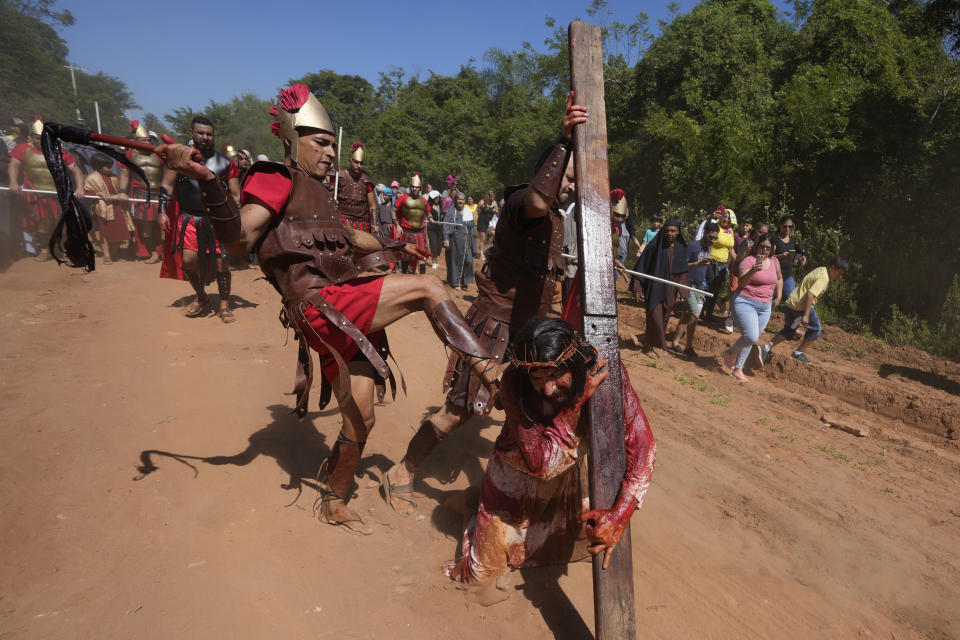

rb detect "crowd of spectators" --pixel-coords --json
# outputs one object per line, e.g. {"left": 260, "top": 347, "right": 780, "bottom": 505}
{"left": 615, "top": 199, "right": 848, "bottom": 378}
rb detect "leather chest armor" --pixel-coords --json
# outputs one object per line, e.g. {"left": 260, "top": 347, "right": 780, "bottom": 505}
{"left": 23, "top": 146, "right": 55, "bottom": 191}
{"left": 130, "top": 150, "right": 164, "bottom": 189}
{"left": 176, "top": 150, "right": 232, "bottom": 213}
{"left": 337, "top": 169, "right": 372, "bottom": 221}
{"left": 256, "top": 166, "right": 360, "bottom": 305}
{"left": 400, "top": 196, "right": 427, "bottom": 229}
{"left": 481, "top": 187, "right": 564, "bottom": 320}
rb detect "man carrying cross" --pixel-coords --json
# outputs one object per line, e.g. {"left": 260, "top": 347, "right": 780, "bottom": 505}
{"left": 443, "top": 316, "right": 656, "bottom": 603}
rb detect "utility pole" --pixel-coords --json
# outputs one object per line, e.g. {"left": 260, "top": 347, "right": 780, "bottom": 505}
{"left": 64, "top": 63, "right": 86, "bottom": 125}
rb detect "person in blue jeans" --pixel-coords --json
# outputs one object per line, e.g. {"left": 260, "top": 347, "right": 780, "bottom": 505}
{"left": 774, "top": 215, "right": 807, "bottom": 302}
{"left": 758, "top": 256, "right": 848, "bottom": 365}
{"left": 721, "top": 236, "right": 782, "bottom": 382}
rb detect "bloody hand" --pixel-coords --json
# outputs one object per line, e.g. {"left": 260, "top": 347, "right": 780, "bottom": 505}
{"left": 581, "top": 494, "right": 636, "bottom": 569}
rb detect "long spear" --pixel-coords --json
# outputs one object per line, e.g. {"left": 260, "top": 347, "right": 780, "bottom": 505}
{"left": 0, "top": 186, "right": 155, "bottom": 204}
{"left": 334, "top": 126, "right": 343, "bottom": 200}
{"left": 562, "top": 253, "right": 715, "bottom": 297}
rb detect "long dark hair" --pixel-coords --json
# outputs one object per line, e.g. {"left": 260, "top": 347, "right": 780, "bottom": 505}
{"left": 508, "top": 316, "right": 597, "bottom": 404}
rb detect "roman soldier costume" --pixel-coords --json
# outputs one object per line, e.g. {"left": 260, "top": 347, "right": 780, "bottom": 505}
{"left": 336, "top": 142, "right": 376, "bottom": 231}
{"left": 393, "top": 172, "right": 431, "bottom": 273}
{"left": 9, "top": 116, "right": 78, "bottom": 230}
{"left": 125, "top": 120, "right": 164, "bottom": 259}
{"left": 160, "top": 139, "right": 238, "bottom": 284}
{"left": 197, "top": 84, "right": 493, "bottom": 523}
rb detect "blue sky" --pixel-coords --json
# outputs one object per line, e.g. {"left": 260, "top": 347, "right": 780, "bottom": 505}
{"left": 61, "top": 0, "right": 793, "bottom": 122}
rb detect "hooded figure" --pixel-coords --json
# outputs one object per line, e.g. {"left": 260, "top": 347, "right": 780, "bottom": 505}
{"left": 630, "top": 217, "right": 689, "bottom": 350}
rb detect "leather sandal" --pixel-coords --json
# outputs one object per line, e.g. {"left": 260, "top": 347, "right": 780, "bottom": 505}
{"left": 380, "top": 471, "right": 417, "bottom": 516}
{"left": 315, "top": 492, "right": 374, "bottom": 536}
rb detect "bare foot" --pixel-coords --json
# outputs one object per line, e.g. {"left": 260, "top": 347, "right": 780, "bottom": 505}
{"left": 184, "top": 294, "right": 210, "bottom": 317}
{"left": 319, "top": 498, "right": 373, "bottom": 535}
{"left": 456, "top": 576, "right": 514, "bottom": 607}
{"left": 145, "top": 254, "right": 161, "bottom": 264}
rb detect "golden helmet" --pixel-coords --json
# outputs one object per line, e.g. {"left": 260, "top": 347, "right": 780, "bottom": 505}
{"left": 30, "top": 114, "right": 43, "bottom": 136}
{"left": 272, "top": 84, "right": 334, "bottom": 165}
{"left": 129, "top": 119, "right": 148, "bottom": 139}
{"left": 409, "top": 172, "right": 422, "bottom": 188}
{"left": 610, "top": 188, "right": 628, "bottom": 216}
{"left": 350, "top": 141, "right": 365, "bottom": 162}
{"left": 224, "top": 144, "right": 237, "bottom": 158}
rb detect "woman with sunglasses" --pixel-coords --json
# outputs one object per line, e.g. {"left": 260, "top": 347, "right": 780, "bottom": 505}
{"left": 774, "top": 215, "right": 807, "bottom": 301}
{"left": 722, "top": 235, "right": 782, "bottom": 382}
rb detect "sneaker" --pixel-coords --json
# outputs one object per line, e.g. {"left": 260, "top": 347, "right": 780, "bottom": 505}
{"left": 683, "top": 346, "right": 699, "bottom": 358}
{"left": 431, "top": 263, "right": 438, "bottom": 269}
{"left": 791, "top": 351, "right": 812, "bottom": 364}
{"left": 731, "top": 369, "right": 749, "bottom": 383}
{"left": 722, "top": 319, "right": 734, "bottom": 334}
{"left": 755, "top": 343, "right": 771, "bottom": 367}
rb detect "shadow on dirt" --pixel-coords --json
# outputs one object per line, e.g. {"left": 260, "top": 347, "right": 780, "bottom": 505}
{"left": 878, "top": 363, "right": 960, "bottom": 396}
{"left": 168, "top": 293, "right": 259, "bottom": 314}
{"left": 518, "top": 565, "right": 593, "bottom": 640}
{"left": 133, "top": 404, "right": 353, "bottom": 504}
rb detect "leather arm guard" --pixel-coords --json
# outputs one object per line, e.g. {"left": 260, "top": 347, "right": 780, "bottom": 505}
{"left": 200, "top": 176, "right": 243, "bottom": 244}
{"left": 157, "top": 187, "right": 169, "bottom": 216}
{"left": 376, "top": 232, "right": 407, "bottom": 252}
{"left": 530, "top": 139, "right": 571, "bottom": 205}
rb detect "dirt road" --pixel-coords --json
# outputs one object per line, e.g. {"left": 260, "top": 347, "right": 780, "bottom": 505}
{"left": 1, "top": 258, "right": 957, "bottom": 639}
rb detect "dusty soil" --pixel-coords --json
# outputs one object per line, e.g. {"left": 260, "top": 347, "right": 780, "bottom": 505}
{"left": 1, "top": 257, "right": 958, "bottom": 639}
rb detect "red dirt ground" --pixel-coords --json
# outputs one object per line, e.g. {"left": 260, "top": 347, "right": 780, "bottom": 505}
{"left": 1, "top": 258, "right": 957, "bottom": 639}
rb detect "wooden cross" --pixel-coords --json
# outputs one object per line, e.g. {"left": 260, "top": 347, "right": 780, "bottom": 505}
{"left": 569, "top": 19, "right": 637, "bottom": 640}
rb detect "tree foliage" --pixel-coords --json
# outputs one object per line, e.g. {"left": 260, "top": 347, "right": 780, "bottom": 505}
{"left": 0, "top": 0, "right": 135, "bottom": 134}
{"left": 4, "top": 0, "right": 958, "bottom": 348}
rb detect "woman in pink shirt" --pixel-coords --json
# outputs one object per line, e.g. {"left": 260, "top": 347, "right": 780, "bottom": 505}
{"left": 722, "top": 236, "right": 782, "bottom": 382}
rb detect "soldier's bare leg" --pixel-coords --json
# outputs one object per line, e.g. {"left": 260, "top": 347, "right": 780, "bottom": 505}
{"left": 181, "top": 249, "right": 209, "bottom": 316}
{"left": 371, "top": 272, "right": 499, "bottom": 385}
{"left": 320, "top": 361, "right": 377, "bottom": 535}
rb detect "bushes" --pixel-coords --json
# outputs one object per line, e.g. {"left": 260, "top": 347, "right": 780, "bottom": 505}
{"left": 881, "top": 276, "right": 960, "bottom": 360}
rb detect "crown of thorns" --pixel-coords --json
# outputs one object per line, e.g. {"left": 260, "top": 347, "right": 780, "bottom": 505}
{"left": 506, "top": 338, "right": 580, "bottom": 369}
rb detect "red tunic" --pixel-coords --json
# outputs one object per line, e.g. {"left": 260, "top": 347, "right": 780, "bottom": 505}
{"left": 242, "top": 170, "right": 385, "bottom": 382}
{"left": 10, "top": 143, "right": 77, "bottom": 228}
{"left": 160, "top": 158, "right": 238, "bottom": 282}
